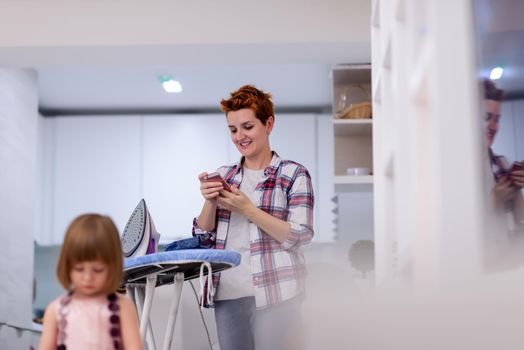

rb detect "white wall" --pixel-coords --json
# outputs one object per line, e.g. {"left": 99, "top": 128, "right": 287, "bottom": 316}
{"left": 0, "top": 69, "right": 38, "bottom": 349}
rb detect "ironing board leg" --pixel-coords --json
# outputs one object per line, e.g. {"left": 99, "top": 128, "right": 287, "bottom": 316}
{"left": 134, "top": 286, "right": 156, "bottom": 350}
{"left": 136, "top": 276, "right": 158, "bottom": 350}
{"left": 162, "top": 272, "right": 185, "bottom": 350}
{"left": 129, "top": 286, "right": 157, "bottom": 350}
{"left": 134, "top": 286, "right": 144, "bottom": 321}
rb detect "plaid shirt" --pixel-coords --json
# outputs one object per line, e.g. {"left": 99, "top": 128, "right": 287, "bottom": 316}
{"left": 193, "top": 152, "right": 314, "bottom": 309}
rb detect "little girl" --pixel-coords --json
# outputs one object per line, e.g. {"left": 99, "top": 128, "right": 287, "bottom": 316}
{"left": 39, "top": 214, "right": 142, "bottom": 350}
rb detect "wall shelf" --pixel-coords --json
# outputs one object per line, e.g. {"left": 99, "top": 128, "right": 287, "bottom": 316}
{"left": 332, "top": 64, "right": 373, "bottom": 193}
{"left": 335, "top": 175, "right": 373, "bottom": 184}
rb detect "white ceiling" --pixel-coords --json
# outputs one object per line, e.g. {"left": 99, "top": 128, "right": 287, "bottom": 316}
{"left": 0, "top": 0, "right": 372, "bottom": 114}
{"left": 37, "top": 63, "right": 337, "bottom": 113}
{"left": 5, "top": 0, "right": 522, "bottom": 114}
{"left": 30, "top": 40, "right": 372, "bottom": 113}
{"left": 475, "top": 0, "right": 524, "bottom": 98}
{"left": 31, "top": 38, "right": 373, "bottom": 113}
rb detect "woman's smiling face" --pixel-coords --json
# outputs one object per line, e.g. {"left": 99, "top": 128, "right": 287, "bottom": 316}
{"left": 226, "top": 108, "right": 273, "bottom": 159}
{"left": 485, "top": 99, "right": 501, "bottom": 147}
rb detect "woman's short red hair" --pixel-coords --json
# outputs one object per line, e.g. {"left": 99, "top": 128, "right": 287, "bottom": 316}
{"left": 220, "top": 85, "right": 274, "bottom": 125}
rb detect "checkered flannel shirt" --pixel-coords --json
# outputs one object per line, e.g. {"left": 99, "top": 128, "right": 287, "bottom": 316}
{"left": 193, "top": 152, "right": 314, "bottom": 309}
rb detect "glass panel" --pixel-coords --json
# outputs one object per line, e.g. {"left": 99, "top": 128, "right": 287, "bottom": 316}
{"left": 474, "top": 0, "right": 524, "bottom": 271}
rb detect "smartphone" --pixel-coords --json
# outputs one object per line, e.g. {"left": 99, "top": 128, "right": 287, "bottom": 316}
{"left": 203, "top": 172, "right": 232, "bottom": 192}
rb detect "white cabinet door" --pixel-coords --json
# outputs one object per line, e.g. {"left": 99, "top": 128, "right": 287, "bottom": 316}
{"left": 270, "top": 114, "right": 317, "bottom": 177}
{"left": 271, "top": 114, "right": 319, "bottom": 238}
{"left": 41, "top": 113, "right": 335, "bottom": 245}
{"left": 142, "top": 114, "right": 230, "bottom": 242}
{"left": 50, "top": 116, "right": 142, "bottom": 243}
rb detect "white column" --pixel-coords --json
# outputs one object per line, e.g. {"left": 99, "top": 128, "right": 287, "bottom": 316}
{"left": 0, "top": 68, "right": 38, "bottom": 348}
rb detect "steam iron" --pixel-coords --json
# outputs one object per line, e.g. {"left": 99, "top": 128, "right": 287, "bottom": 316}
{"left": 121, "top": 199, "right": 161, "bottom": 258}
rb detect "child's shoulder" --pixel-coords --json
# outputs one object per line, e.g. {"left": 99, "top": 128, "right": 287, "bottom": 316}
{"left": 48, "top": 293, "right": 68, "bottom": 307}
{"left": 43, "top": 293, "right": 68, "bottom": 318}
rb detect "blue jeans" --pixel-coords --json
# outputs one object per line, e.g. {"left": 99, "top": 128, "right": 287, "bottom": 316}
{"left": 214, "top": 296, "right": 301, "bottom": 350}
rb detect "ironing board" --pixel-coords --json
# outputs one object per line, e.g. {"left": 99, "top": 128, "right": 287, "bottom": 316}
{"left": 123, "top": 249, "right": 240, "bottom": 350}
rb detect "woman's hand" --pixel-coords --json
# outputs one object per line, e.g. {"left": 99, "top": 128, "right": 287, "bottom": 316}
{"left": 492, "top": 176, "right": 518, "bottom": 205}
{"left": 509, "top": 164, "right": 524, "bottom": 189}
{"left": 217, "top": 185, "right": 292, "bottom": 243}
{"left": 217, "top": 185, "right": 256, "bottom": 216}
{"left": 198, "top": 172, "right": 225, "bottom": 201}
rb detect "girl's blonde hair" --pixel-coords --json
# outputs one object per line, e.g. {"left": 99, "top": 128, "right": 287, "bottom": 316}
{"left": 56, "top": 214, "right": 123, "bottom": 294}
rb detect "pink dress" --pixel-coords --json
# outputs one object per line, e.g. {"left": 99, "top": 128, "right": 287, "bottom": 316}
{"left": 51, "top": 293, "right": 118, "bottom": 350}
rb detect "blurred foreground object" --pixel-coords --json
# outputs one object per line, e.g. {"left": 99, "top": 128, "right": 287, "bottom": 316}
{"left": 349, "top": 240, "right": 375, "bottom": 278}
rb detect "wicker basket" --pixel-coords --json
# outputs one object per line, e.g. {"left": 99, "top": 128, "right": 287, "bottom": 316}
{"left": 336, "top": 101, "right": 372, "bottom": 119}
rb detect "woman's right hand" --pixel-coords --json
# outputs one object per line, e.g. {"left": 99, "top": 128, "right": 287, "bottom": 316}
{"left": 198, "top": 172, "right": 223, "bottom": 201}
{"left": 197, "top": 172, "right": 221, "bottom": 232}
{"left": 509, "top": 161, "right": 524, "bottom": 189}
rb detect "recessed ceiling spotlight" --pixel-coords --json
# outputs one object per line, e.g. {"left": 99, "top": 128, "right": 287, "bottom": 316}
{"left": 489, "top": 66, "right": 503, "bottom": 80}
{"left": 158, "top": 75, "right": 182, "bottom": 93}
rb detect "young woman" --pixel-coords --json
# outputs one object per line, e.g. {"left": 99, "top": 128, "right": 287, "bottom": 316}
{"left": 194, "top": 85, "right": 314, "bottom": 350}
{"left": 484, "top": 79, "right": 524, "bottom": 205}
{"left": 483, "top": 80, "right": 524, "bottom": 270}
{"left": 39, "top": 214, "right": 142, "bottom": 350}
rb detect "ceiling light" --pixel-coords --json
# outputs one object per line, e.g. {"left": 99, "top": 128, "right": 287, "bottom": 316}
{"left": 489, "top": 66, "right": 503, "bottom": 80}
{"left": 158, "top": 75, "right": 182, "bottom": 93}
